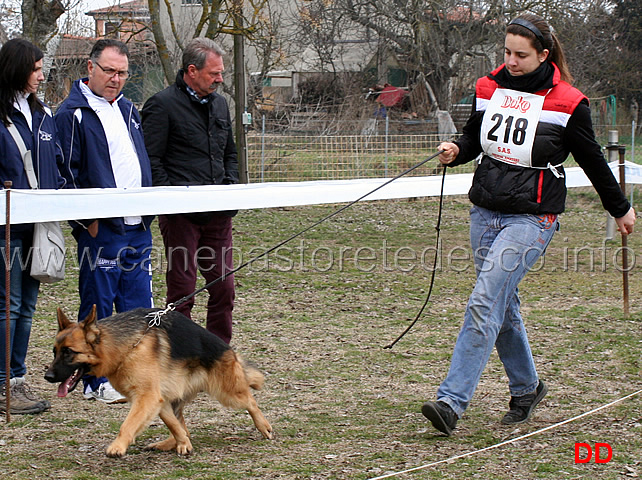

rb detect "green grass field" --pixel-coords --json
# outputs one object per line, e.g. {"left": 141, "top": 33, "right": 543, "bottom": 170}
{"left": 1, "top": 189, "right": 640, "bottom": 479}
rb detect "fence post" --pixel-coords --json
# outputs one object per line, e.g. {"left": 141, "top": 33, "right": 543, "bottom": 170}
{"left": 4, "top": 181, "right": 12, "bottom": 423}
{"left": 606, "top": 130, "right": 630, "bottom": 317}
{"left": 606, "top": 131, "right": 619, "bottom": 240}
{"left": 632, "top": 120, "right": 636, "bottom": 205}
{"left": 618, "top": 144, "right": 630, "bottom": 318}
{"left": 385, "top": 115, "right": 389, "bottom": 177}
{"left": 261, "top": 114, "right": 266, "bottom": 183}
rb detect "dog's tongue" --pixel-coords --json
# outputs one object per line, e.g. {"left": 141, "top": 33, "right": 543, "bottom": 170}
{"left": 57, "top": 378, "right": 73, "bottom": 397}
{"left": 57, "top": 371, "right": 80, "bottom": 398}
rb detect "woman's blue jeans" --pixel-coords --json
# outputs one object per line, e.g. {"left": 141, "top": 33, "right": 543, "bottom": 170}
{"left": 0, "top": 237, "right": 40, "bottom": 384}
{"left": 437, "top": 206, "right": 558, "bottom": 417}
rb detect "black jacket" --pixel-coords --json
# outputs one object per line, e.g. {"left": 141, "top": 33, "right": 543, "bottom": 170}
{"left": 141, "top": 71, "right": 238, "bottom": 188}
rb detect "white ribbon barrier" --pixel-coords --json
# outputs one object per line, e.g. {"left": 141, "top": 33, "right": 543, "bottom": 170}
{"left": 0, "top": 174, "right": 473, "bottom": 225}
{"left": 2, "top": 161, "right": 640, "bottom": 225}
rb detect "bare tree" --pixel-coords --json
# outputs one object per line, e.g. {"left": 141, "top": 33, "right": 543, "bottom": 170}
{"left": 540, "top": 0, "right": 642, "bottom": 119}
{"left": 146, "top": 0, "right": 273, "bottom": 85}
{"left": 148, "top": 0, "right": 175, "bottom": 85}
{"left": 0, "top": 0, "right": 93, "bottom": 49}
{"left": 0, "top": 21, "right": 9, "bottom": 44}
{"left": 325, "top": 0, "right": 510, "bottom": 109}
{"left": 288, "top": 0, "right": 614, "bottom": 110}
{"left": 0, "top": 0, "right": 22, "bottom": 41}
{"left": 21, "top": 0, "right": 66, "bottom": 48}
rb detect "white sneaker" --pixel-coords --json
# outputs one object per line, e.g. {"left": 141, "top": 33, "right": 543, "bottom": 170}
{"left": 83, "top": 384, "right": 95, "bottom": 400}
{"left": 85, "top": 381, "right": 127, "bottom": 404}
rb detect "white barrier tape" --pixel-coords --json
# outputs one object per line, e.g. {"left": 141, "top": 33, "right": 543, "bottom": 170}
{"left": 0, "top": 174, "right": 473, "bottom": 225}
{"left": 1, "top": 161, "right": 638, "bottom": 225}
{"left": 368, "top": 388, "right": 642, "bottom": 480}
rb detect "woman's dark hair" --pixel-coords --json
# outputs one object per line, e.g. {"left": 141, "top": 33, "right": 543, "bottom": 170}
{"left": 0, "top": 38, "right": 45, "bottom": 126}
{"left": 507, "top": 13, "right": 573, "bottom": 83}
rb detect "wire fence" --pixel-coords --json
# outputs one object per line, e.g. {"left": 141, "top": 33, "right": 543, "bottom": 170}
{"left": 245, "top": 121, "right": 640, "bottom": 184}
{"left": 246, "top": 133, "right": 452, "bottom": 183}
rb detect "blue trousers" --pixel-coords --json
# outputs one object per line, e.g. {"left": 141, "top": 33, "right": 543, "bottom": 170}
{"left": 437, "top": 206, "right": 558, "bottom": 417}
{"left": 76, "top": 223, "right": 153, "bottom": 391}
{"left": 0, "top": 236, "right": 40, "bottom": 384}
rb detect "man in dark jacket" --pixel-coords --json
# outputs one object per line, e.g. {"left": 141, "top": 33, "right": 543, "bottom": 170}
{"left": 55, "top": 39, "right": 154, "bottom": 404}
{"left": 141, "top": 38, "right": 239, "bottom": 344}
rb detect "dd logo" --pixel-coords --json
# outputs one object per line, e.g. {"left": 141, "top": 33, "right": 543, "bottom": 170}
{"left": 575, "top": 442, "right": 613, "bottom": 463}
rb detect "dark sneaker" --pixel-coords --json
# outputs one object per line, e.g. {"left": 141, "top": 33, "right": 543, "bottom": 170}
{"left": 501, "top": 380, "right": 548, "bottom": 425}
{"left": 0, "top": 380, "right": 49, "bottom": 415}
{"left": 422, "top": 400, "right": 458, "bottom": 436}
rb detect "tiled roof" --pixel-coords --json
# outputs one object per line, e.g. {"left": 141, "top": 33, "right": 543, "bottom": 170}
{"left": 55, "top": 34, "right": 98, "bottom": 59}
{"left": 86, "top": 0, "right": 148, "bottom": 16}
{"left": 54, "top": 33, "right": 155, "bottom": 60}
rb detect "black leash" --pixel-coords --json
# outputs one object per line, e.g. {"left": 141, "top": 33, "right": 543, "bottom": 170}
{"left": 384, "top": 163, "right": 448, "bottom": 349}
{"left": 165, "top": 150, "right": 446, "bottom": 314}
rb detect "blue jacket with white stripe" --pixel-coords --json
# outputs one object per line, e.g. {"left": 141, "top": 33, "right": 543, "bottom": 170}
{"left": 54, "top": 78, "right": 154, "bottom": 235}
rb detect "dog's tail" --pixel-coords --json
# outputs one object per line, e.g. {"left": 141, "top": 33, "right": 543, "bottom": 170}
{"left": 240, "top": 356, "right": 265, "bottom": 391}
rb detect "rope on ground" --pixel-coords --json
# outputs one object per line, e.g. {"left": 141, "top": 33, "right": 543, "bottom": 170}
{"left": 368, "top": 388, "right": 642, "bottom": 480}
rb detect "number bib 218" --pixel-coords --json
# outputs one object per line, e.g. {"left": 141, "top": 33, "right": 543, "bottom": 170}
{"left": 480, "top": 88, "right": 545, "bottom": 167}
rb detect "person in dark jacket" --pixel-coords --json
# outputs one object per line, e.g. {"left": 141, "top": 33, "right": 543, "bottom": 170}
{"left": 0, "top": 38, "right": 65, "bottom": 414}
{"left": 421, "top": 13, "right": 636, "bottom": 436}
{"left": 55, "top": 39, "right": 154, "bottom": 404}
{"left": 141, "top": 38, "right": 238, "bottom": 344}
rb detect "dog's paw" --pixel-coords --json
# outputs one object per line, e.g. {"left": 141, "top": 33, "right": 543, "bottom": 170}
{"left": 261, "top": 425, "right": 274, "bottom": 440}
{"left": 175, "top": 440, "right": 193, "bottom": 456}
{"left": 106, "top": 441, "right": 128, "bottom": 458}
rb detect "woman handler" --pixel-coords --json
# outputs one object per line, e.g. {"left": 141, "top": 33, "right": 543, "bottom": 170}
{"left": 422, "top": 13, "right": 635, "bottom": 435}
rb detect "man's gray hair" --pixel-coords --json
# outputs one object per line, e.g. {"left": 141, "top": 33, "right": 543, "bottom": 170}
{"left": 182, "top": 38, "right": 225, "bottom": 71}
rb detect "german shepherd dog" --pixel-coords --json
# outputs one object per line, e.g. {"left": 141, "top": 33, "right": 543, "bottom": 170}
{"left": 45, "top": 306, "right": 273, "bottom": 457}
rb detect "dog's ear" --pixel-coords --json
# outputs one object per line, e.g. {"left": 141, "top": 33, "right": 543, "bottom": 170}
{"left": 81, "top": 304, "right": 97, "bottom": 326}
{"left": 81, "top": 305, "right": 100, "bottom": 344}
{"left": 56, "top": 308, "right": 73, "bottom": 331}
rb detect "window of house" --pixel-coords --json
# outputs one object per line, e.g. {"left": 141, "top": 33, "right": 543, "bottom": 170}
{"left": 105, "top": 22, "right": 119, "bottom": 38}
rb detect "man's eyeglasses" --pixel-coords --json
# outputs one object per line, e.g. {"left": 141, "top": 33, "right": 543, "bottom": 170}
{"left": 94, "top": 61, "right": 129, "bottom": 79}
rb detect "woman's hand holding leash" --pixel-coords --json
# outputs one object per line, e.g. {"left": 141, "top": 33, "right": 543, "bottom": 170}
{"left": 438, "top": 142, "right": 460, "bottom": 165}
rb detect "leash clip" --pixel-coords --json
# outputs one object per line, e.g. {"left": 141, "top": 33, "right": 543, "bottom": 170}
{"left": 145, "top": 303, "right": 175, "bottom": 327}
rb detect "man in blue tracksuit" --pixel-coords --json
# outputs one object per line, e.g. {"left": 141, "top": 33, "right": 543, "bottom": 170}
{"left": 55, "top": 39, "right": 154, "bottom": 404}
